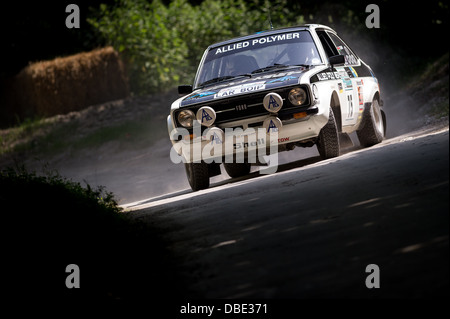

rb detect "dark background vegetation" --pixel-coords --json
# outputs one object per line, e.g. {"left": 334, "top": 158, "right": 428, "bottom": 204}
{"left": 1, "top": 0, "right": 448, "bottom": 92}
{"left": 1, "top": 0, "right": 448, "bottom": 128}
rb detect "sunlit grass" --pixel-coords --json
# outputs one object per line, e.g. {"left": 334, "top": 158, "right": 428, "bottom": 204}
{"left": 0, "top": 117, "right": 50, "bottom": 155}
{"left": 0, "top": 111, "right": 165, "bottom": 157}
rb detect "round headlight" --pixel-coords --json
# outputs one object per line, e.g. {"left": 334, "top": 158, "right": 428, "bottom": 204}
{"left": 288, "top": 88, "right": 307, "bottom": 106}
{"left": 177, "top": 109, "right": 195, "bottom": 128}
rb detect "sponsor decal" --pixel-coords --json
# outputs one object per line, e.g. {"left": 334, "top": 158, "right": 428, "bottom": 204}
{"left": 185, "top": 91, "right": 216, "bottom": 100}
{"left": 358, "top": 86, "right": 364, "bottom": 106}
{"left": 183, "top": 72, "right": 301, "bottom": 104}
{"left": 268, "top": 120, "right": 278, "bottom": 132}
{"left": 263, "top": 93, "right": 283, "bottom": 113}
{"left": 263, "top": 117, "right": 282, "bottom": 134}
{"left": 201, "top": 110, "right": 212, "bottom": 122}
{"left": 335, "top": 45, "right": 357, "bottom": 65}
{"left": 215, "top": 41, "right": 250, "bottom": 54}
{"left": 233, "top": 138, "right": 265, "bottom": 150}
{"left": 317, "top": 73, "right": 327, "bottom": 81}
{"left": 336, "top": 67, "right": 348, "bottom": 78}
{"left": 349, "top": 66, "right": 358, "bottom": 78}
{"left": 215, "top": 32, "right": 301, "bottom": 55}
{"left": 214, "top": 81, "right": 265, "bottom": 98}
{"left": 316, "top": 71, "right": 341, "bottom": 81}
{"left": 345, "top": 54, "right": 358, "bottom": 65}
{"left": 266, "top": 75, "right": 297, "bottom": 84}
{"left": 255, "top": 71, "right": 298, "bottom": 82}
{"left": 269, "top": 96, "right": 279, "bottom": 108}
{"left": 196, "top": 106, "right": 216, "bottom": 127}
{"left": 211, "top": 132, "right": 223, "bottom": 145}
{"left": 342, "top": 78, "right": 353, "bottom": 91}
{"left": 327, "top": 66, "right": 353, "bottom": 91}
{"left": 346, "top": 93, "right": 354, "bottom": 120}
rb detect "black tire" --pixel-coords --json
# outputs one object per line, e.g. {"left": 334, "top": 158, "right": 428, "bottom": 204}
{"left": 317, "top": 108, "right": 340, "bottom": 159}
{"left": 185, "top": 162, "right": 209, "bottom": 191}
{"left": 357, "top": 99, "right": 385, "bottom": 147}
{"left": 223, "top": 162, "right": 251, "bottom": 178}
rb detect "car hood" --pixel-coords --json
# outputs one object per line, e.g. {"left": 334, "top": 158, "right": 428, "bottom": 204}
{"left": 180, "top": 68, "right": 311, "bottom": 108}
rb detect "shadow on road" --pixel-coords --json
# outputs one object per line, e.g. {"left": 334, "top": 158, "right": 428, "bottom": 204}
{"left": 125, "top": 144, "right": 363, "bottom": 209}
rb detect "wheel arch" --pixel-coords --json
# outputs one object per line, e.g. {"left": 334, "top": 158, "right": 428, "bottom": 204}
{"left": 330, "top": 90, "right": 342, "bottom": 133}
{"left": 373, "top": 91, "right": 381, "bottom": 105}
{"left": 372, "top": 91, "right": 387, "bottom": 136}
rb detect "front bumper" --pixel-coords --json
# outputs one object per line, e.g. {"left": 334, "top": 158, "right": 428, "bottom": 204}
{"left": 169, "top": 106, "right": 328, "bottom": 163}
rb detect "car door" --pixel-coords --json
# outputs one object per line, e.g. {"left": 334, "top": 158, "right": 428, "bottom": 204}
{"left": 327, "top": 32, "right": 362, "bottom": 126}
{"left": 317, "top": 30, "right": 360, "bottom": 127}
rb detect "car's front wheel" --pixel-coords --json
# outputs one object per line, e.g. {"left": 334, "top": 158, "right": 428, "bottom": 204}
{"left": 185, "top": 162, "right": 209, "bottom": 191}
{"left": 317, "top": 108, "right": 340, "bottom": 159}
{"left": 357, "top": 98, "right": 385, "bottom": 147}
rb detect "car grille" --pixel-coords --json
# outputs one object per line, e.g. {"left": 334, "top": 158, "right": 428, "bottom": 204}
{"left": 175, "top": 86, "right": 310, "bottom": 128}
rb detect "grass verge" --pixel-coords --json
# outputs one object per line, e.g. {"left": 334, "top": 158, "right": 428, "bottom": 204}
{"left": 407, "top": 53, "right": 449, "bottom": 119}
{"left": 1, "top": 111, "right": 165, "bottom": 159}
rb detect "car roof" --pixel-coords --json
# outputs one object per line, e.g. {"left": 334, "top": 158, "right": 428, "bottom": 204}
{"left": 208, "top": 24, "right": 335, "bottom": 49}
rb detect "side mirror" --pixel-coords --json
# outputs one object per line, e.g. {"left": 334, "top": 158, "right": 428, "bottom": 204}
{"left": 328, "top": 55, "right": 345, "bottom": 67}
{"left": 178, "top": 85, "right": 193, "bottom": 95}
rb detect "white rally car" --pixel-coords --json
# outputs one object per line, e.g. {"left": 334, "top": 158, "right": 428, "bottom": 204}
{"left": 168, "top": 24, "right": 386, "bottom": 191}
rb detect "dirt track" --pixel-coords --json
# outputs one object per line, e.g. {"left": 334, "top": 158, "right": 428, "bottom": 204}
{"left": 126, "top": 127, "right": 449, "bottom": 298}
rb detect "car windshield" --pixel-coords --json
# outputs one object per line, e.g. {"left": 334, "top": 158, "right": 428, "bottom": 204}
{"left": 195, "top": 30, "right": 322, "bottom": 88}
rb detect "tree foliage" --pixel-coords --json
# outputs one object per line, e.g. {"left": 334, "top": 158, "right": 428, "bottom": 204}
{"left": 88, "top": 0, "right": 305, "bottom": 94}
{"left": 3, "top": 0, "right": 447, "bottom": 94}
{"left": 88, "top": 0, "right": 448, "bottom": 95}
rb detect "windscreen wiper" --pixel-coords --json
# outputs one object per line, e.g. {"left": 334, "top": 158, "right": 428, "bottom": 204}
{"left": 251, "top": 64, "right": 288, "bottom": 74}
{"left": 252, "top": 63, "right": 312, "bottom": 74}
{"left": 199, "top": 74, "right": 252, "bottom": 87}
{"left": 287, "top": 64, "right": 312, "bottom": 69}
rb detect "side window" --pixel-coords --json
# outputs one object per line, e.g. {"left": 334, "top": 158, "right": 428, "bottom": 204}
{"left": 327, "top": 32, "right": 358, "bottom": 65}
{"left": 317, "top": 31, "right": 338, "bottom": 58}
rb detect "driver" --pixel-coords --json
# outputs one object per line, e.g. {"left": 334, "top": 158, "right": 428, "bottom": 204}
{"left": 224, "top": 55, "right": 258, "bottom": 75}
{"left": 285, "top": 42, "right": 319, "bottom": 65}
{"left": 225, "top": 58, "right": 239, "bottom": 76}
